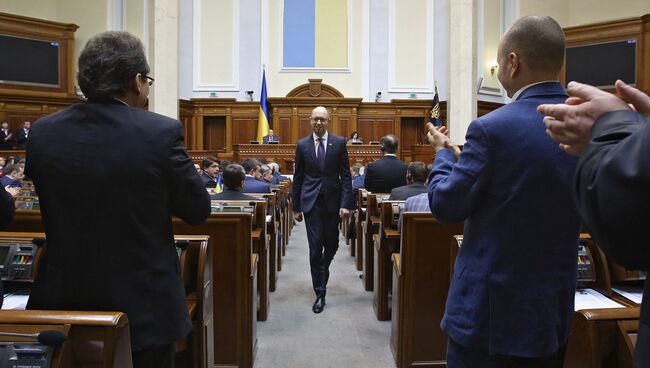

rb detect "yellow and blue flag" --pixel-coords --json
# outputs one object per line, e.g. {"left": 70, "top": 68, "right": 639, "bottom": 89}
{"left": 256, "top": 70, "right": 270, "bottom": 143}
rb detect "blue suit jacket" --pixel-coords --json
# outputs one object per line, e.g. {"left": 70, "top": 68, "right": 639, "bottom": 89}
{"left": 292, "top": 133, "right": 353, "bottom": 213}
{"left": 429, "top": 82, "right": 581, "bottom": 357}
{"left": 242, "top": 176, "right": 271, "bottom": 193}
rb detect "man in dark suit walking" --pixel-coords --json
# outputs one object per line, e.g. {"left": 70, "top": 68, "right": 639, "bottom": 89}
{"left": 363, "top": 135, "right": 408, "bottom": 193}
{"left": 292, "top": 106, "right": 353, "bottom": 313}
{"left": 25, "top": 31, "right": 210, "bottom": 368}
{"left": 427, "top": 16, "right": 580, "bottom": 366}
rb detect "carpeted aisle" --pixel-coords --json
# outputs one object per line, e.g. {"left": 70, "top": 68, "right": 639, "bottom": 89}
{"left": 255, "top": 221, "right": 395, "bottom": 368}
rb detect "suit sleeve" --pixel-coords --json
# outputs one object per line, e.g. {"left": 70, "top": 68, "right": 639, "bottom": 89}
{"left": 575, "top": 110, "right": 650, "bottom": 269}
{"left": 0, "top": 186, "right": 14, "bottom": 230}
{"left": 364, "top": 163, "right": 374, "bottom": 192}
{"left": 339, "top": 139, "right": 354, "bottom": 210}
{"left": 167, "top": 123, "right": 211, "bottom": 226}
{"left": 428, "top": 119, "right": 492, "bottom": 223}
{"left": 291, "top": 144, "right": 304, "bottom": 212}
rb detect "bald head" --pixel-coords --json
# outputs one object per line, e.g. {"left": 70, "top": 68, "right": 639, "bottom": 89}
{"left": 309, "top": 106, "right": 331, "bottom": 137}
{"left": 500, "top": 15, "right": 565, "bottom": 74}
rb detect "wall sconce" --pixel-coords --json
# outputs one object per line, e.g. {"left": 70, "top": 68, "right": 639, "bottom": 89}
{"left": 245, "top": 90, "right": 254, "bottom": 101}
{"left": 490, "top": 64, "right": 499, "bottom": 76}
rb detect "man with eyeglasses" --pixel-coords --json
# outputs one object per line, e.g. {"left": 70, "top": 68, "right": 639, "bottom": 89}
{"left": 292, "top": 106, "right": 353, "bottom": 314}
{"left": 25, "top": 31, "right": 210, "bottom": 368}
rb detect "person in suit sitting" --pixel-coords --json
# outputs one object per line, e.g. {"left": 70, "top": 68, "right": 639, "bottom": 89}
{"left": 347, "top": 131, "right": 363, "bottom": 145}
{"left": 363, "top": 135, "right": 408, "bottom": 193}
{"left": 200, "top": 156, "right": 220, "bottom": 189}
{"left": 426, "top": 16, "right": 580, "bottom": 366}
{"left": 538, "top": 80, "right": 650, "bottom": 368}
{"left": 0, "top": 164, "right": 24, "bottom": 188}
{"left": 389, "top": 161, "right": 429, "bottom": 200}
{"left": 24, "top": 31, "right": 210, "bottom": 368}
{"left": 241, "top": 158, "right": 271, "bottom": 193}
{"left": 351, "top": 163, "right": 365, "bottom": 191}
{"left": 292, "top": 106, "right": 353, "bottom": 313}
{"left": 268, "top": 162, "right": 288, "bottom": 185}
{"left": 262, "top": 129, "right": 279, "bottom": 144}
{"left": 260, "top": 164, "right": 274, "bottom": 184}
{"left": 15, "top": 121, "right": 30, "bottom": 150}
{"left": 212, "top": 164, "right": 257, "bottom": 201}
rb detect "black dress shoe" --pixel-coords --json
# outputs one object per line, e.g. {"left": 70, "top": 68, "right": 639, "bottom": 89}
{"left": 312, "top": 296, "right": 326, "bottom": 313}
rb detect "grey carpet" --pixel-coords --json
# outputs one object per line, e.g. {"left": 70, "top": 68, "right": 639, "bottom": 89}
{"left": 255, "top": 221, "right": 395, "bottom": 368}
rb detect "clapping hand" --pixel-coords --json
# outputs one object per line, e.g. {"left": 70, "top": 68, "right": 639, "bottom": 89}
{"left": 425, "top": 122, "right": 461, "bottom": 159}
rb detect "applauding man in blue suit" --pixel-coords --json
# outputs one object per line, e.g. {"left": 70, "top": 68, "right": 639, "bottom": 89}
{"left": 427, "top": 16, "right": 581, "bottom": 366}
{"left": 292, "top": 106, "right": 354, "bottom": 313}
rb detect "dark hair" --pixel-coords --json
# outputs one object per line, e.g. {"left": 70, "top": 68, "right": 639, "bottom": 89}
{"left": 219, "top": 159, "right": 231, "bottom": 168}
{"left": 501, "top": 15, "right": 565, "bottom": 74}
{"left": 5, "top": 163, "right": 24, "bottom": 177}
{"left": 223, "top": 164, "right": 246, "bottom": 189}
{"left": 407, "top": 161, "right": 429, "bottom": 183}
{"left": 350, "top": 131, "right": 359, "bottom": 139}
{"left": 380, "top": 134, "right": 399, "bottom": 154}
{"left": 201, "top": 156, "right": 219, "bottom": 170}
{"left": 77, "top": 31, "right": 149, "bottom": 101}
{"left": 242, "top": 159, "right": 261, "bottom": 174}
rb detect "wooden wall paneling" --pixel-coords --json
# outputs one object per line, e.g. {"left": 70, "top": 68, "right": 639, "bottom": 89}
{"left": 231, "top": 118, "right": 257, "bottom": 145}
{"left": 298, "top": 116, "right": 312, "bottom": 139}
{"left": 399, "top": 117, "right": 422, "bottom": 162}
{"left": 279, "top": 117, "right": 291, "bottom": 144}
{"left": 203, "top": 116, "right": 227, "bottom": 152}
{"left": 338, "top": 117, "right": 350, "bottom": 139}
{"left": 357, "top": 119, "right": 375, "bottom": 144}
{"left": 376, "top": 119, "right": 395, "bottom": 141}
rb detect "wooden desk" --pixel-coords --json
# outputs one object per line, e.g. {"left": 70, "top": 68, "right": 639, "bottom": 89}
{"left": 373, "top": 200, "right": 404, "bottom": 321}
{"left": 410, "top": 144, "right": 436, "bottom": 164}
{"left": 390, "top": 213, "right": 463, "bottom": 367}
{"left": 362, "top": 193, "right": 389, "bottom": 291}
{"left": 354, "top": 189, "right": 368, "bottom": 272}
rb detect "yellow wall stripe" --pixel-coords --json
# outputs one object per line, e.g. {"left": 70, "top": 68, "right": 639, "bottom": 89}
{"left": 314, "top": 0, "right": 347, "bottom": 68}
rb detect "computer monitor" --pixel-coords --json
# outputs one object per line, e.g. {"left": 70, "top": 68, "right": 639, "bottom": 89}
{"left": 351, "top": 141, "right": 362, "bottom": 145}
{"left": 249, "top": 140, "right": 260, "bottom": 144}
{"left": 369, "top": 141, "right": 381, "bottom": 145}
{"left": 268, "top": 141, "right": 279, "bottom": 144}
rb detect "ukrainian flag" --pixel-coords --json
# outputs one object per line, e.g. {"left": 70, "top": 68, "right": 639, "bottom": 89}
{"left": 283, "top": 0, "right": 348, "bottom": 68}
{"left": 216, "top": 174, "right": 223, "bottom": 194}
{"left": 256, "top": 70, "right": 270, "bottom": 143}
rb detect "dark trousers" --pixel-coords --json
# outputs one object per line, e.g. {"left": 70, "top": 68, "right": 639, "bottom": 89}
{"left": 132, "top": 343, "right": 175, "bottom": 368}
{"left": 304, "top": 194, "right": 340, "bottom": 297}
{"left": 447, "top": 338, "right": 565, "bottom": 368}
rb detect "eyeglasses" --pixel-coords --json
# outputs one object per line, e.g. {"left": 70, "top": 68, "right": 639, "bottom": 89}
{"left": 140, "top": 74, "right": 155, "bottom": 86}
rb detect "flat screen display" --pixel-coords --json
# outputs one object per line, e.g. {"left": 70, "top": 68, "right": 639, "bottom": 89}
{"left": 566, "top": 39, "right": 636, "bottom": 88}
{"left": 0, "top": 34, "right": 59, "bottom": 86}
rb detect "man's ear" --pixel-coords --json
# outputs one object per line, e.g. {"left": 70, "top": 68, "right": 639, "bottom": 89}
{"left": 130, "top": 73, "right": 144, "bottom": 95}
{"left": 508, "top": 52, "right": 519, "bottom": 78}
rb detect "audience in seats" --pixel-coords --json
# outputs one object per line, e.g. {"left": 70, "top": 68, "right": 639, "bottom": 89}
{"left": 539, "top": 79, "right": 650, "bottom": 368}
{"left": 241, "top": 158, "right": 271, "bottom": 193}
{"left": 260, "top": 164, "right": 274, "bottom": 184}
{"left": 200, "top": 156, "right": 220, "bottom": 189}
{"left": 24, "top": 31, "right": 210, "bottom": 368}
{"left": 269, "top": 162, "right": 288, "bottom": 184}
{"left": 212, "top": 164, "right": 257, "bottom": 201}
{"left": 0, "top": 121, "right": 13, "bottom": 150}
{"left": 351, "top": 163, "right": 365, "bottom": 191}
{"left": 404, "top": 192, "right": 429, "bottom": 212}
{"left": 388, "top": 161, "right": 429, "bottom": 200}
{"left": 363, "top": 134, "right": 408, "bottom": 193}
{"left": 0, "top": 164, "right": 24, "bottom": 188}
{"left": 15, "top": 121, "right": 30, "bottom": 150}
{"left": 426, "top": 15, "right": 580, "bottom": 366}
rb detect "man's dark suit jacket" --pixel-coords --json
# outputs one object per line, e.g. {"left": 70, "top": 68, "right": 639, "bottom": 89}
{"left": 574, "top": 110, "right": 650, "bottom": 366}
{"left": 25, "top": 99, "right": 211, "bottom": 351}
{"left": 262, "top": 135, "right": 279, "bottom": 144}
{"left": 271, "top": 172, "right": 287, "bottom": 185}
{"left": 0, "top": 185, "right": 13, "bottom": 308}
{"left": 429, "top": 82, "right": 581, "bottom": 357}
{"left": 292, "top": 133, "right": 353, "bottom": 213}
{"left": 242, "top": 176, "right": 271, "bottom": 193}
{"left": 212, "top": 187, "right": 257, "bottom": 201}
{"left": 201, "top": 172, "right": 217, "bottom": 188}
{"left": 0, "top": 130, "right": 12, "bottom": 150}
{"left": 364, "top": 155, "right": 408, "bottom": 193}
{"left": 15, "top": 128, "right": 28, "bottom": 149}
{"left": 388, "top": 182, "right": 427, "bottom": 200}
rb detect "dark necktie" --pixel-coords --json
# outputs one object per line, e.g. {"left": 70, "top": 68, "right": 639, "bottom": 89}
{"left": 317, "top": 137, "right": 325, "bottom": 171}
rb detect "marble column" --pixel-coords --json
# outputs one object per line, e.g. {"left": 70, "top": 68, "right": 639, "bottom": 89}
{"left": 448, "top": 0, "right": 477, "bottom": 144}
{"left": 148, "top": 0, "right": 179, "bottom": 119}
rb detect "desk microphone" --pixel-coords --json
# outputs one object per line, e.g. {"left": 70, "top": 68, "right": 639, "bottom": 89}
{"left": 0, "top": 330, "right": 66, "bottom": 346}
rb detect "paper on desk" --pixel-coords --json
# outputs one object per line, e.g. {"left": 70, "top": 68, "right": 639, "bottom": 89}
{"left": 2, "top": 291, "right": 30, "bottom": 310}
{"left": 575, "top": 288, "right": 624, "bottom": 311}
{"left": 612, "top": 286, "right": 644, "bottom": 304}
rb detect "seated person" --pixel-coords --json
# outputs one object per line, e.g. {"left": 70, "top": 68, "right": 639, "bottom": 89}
{"left": 351, "top": 163, "right": 365, "bottom": 191}
{"left": 211, "top": 164, "right": 257, "bottom": 200}
{"left": 262, "top": 129, "right": 280, "bottom": 144}
{"left": 268, "top": 162, "right": 288, "bottom": 184}
{"left": 0, "top": 164, "right": 24, "bottom": 188}
{"left": 241, "top": 158, "right": 271, "bottom": 193}
{"left": 364, "top": 135, "right": 408, "bottom": 192}
{"left": 200, "top": 156, "right": 220, "bottom": 189}
{"left": 260, "top": 164, "right": 274, "bottom": 183}
{"left": 389, "top": 161, "right": 429, "bottom": 200}
{"left": 347, "top": 131, "right": 363, "bottom": 145}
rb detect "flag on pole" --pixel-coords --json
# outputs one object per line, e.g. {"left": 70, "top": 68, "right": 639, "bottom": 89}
{"left": 257, "top": 69, "right": 270, "bottom": 142}
{"left": 430, "top": 83, "right": 443, "bottom": 127}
